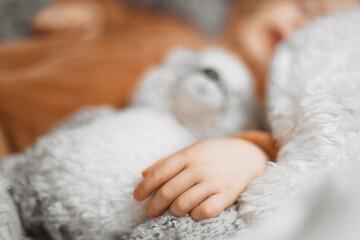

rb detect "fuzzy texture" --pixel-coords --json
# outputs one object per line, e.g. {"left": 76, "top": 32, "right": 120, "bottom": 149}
{"left": 1, "top": 48, "right": 254, "bottom": 240}
{"left": 3, "top": 9, "right": 360, "bottom": 240}
{"left": 127, "top": 9, "right": 360, "bottom": 239}
{"left": 0, "top": 173, "right": 23, "bottom": 240}
{"left": 231, "top": 8, "right": 360, "bottom": 239}
{"left": 232, "top": 173, "right": 360, "bottom": 240}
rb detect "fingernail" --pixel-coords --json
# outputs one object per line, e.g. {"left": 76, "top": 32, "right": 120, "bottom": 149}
{"left": 133, "top": 191, "right": 140, "bottom": 201}
{"left": 148, "top": 210, "right": 157, "bottom": 218}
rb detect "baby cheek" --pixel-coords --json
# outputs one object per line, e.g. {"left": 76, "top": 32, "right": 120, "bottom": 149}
{"left": 235, "top": 24, "right": 272, "bottom": 72}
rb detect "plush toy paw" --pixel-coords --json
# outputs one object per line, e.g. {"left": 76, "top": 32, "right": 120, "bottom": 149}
{"left": 31, "top": 1, "right": 106, "bottom": 38}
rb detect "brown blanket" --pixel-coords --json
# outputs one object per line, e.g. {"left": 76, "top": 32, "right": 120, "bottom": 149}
{"left": 0, "top": 2, "right": 206, "bottom": 157}
{"left": 0, "top": 0, "right": 277, "bottom": 161}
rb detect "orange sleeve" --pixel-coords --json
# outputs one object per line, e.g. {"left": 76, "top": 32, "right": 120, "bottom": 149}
{"left": 234, "top": 130, "right": 279, "bottom": 162}
{"left": 0, "top": 122, "right": 9, "bottom": 161}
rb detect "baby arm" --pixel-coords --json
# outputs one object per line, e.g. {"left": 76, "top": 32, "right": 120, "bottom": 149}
{"left": 133, "top": 132, "right": 277, "bottom": 221}
{"left": 0, "top": 122, "right": 9, "bottom": 161}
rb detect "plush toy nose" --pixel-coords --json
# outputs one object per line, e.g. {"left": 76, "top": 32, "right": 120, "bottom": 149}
{"left": 201, "top": 68, "right": 220, "bottom": 82}
{"left": 180, "top": 71, "right": 224, "bottom": 108}
{"left": 170, "top": 69, "right": 226, "bottom": 119}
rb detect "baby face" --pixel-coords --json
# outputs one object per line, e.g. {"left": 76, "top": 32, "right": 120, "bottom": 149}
{"left": 227, "top": 0, "right": 359, "bottom": 99}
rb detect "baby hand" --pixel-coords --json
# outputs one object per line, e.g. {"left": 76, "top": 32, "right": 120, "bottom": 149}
{"left": 133, "top": 138, "right": 269, "bottom": 221}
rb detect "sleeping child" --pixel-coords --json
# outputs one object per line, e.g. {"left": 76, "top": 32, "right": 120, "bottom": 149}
{"left": 135, "top": 0, "right": 360, "bottom": 221}
{"left": 0, "top": 0, "right": 358, "bottom": 222}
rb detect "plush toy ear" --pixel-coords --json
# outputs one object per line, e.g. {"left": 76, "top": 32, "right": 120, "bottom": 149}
{"left": 131, "top": 62, "right": 179, "bottom": 111}
{"left": 131, "top": 48, "right": 197, "bottom": 111}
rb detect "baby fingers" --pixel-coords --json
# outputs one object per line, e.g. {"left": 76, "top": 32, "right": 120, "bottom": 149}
{"left": 134, "top": 154, "right": 186, "bottom": 201}
{"left": 141, "top": 157, "right": 167, "bottom": 177}
{"left": 190, "top": 194, "right": 232, "bottom": 221}
{"left": 147, "top": 169, "right": 197, "bottom": 218}
{"left": 169, "top": 182, "right": 214, "bottom": 217}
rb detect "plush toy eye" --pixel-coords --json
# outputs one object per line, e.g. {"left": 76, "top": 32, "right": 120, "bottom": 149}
{"left": 201, "top": 68, "right": 220, "bottom": 82}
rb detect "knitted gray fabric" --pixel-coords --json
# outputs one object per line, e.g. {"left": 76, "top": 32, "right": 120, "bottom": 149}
{"left": 127, "top": 206, "right": 242, "bottom": 240}
{"left": 0, "top": 174, "right": 23, "bottom": 240}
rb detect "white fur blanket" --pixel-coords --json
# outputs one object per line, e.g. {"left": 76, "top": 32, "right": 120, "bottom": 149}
{"left": 1, "top": 9, "right": 360, "bottom": 240}
{"left": 227, "top": 8, "right": 360, "bottom": 240}
{"left": 127, "top": 9, "right": 360, "bottom": 239}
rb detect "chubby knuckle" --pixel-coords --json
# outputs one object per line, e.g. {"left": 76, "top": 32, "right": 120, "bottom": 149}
{"left": 151, "top": 168, "right": 165, "bottom": 181}
{"left": 159, "top": 186, "right": 173, "bottom": 200}
{"left": 225, "top": 184, "right": 238, "bottom": 194}
{"left": 206, "top": 182, "right": 220, "bottom": 193}
{"left": 173, "top": 197, "right": 190, "bottom": 213}
{"left": 214, "top": 179, "right": 229, "bottom": 191}
{"left": 179, "top": 150, "right": 193, "bottom": 163}
{"left": 200, "top": 206, "right": 218, "bottom": 219}
{"left": 196, "top": 171, "right": 208, "bottom": 181}
{"left": 197, "top": 168, "right": 213, "bottom": 180}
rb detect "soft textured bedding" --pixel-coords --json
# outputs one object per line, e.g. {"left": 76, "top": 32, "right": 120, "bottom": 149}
{"left": 126, "top": 9, "right": 360, "bottom": 239}
{"left": 1, "top": 8, "right": 360, "bottom": 240}
{"left": 0, "top": 174, "right": 22, "bottom": 240}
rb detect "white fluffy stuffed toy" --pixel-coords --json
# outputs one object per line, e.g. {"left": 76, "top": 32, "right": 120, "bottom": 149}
{"left": 3, "top": 48, "right": 255, "bottom": 240}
